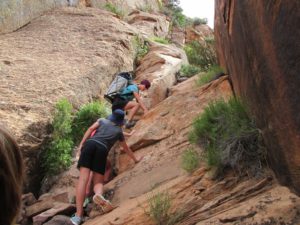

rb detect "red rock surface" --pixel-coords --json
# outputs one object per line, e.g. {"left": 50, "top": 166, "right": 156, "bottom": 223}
{"left": 214, "top": 0, "right": 300, "bottom": 193}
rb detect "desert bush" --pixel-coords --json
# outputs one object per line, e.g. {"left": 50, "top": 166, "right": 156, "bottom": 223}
{"left": 104, "top": 3, "right": 124, "bottom": 18}
{"left": 197, "top": 65, "right": 224, "bottom": 86}
{"left": 193, "top": 17, "right": 208, "bottom": 26}
{"left": 189, "top": 97, "right": 266, "bottom": 177}
{"left": 72, "top": 101, "right": 109, "bottom": 144}
{"left": 184, "top": 41, "right": 217, "bottom": 71}
{"left": 148, "top": 192, "right": 171, "bottom": 225}
{"left": 43, "top": 99, "right": 74, "bottom": 175}
{"left": 181, "top": 148, "right": 200, "bottom": 173}
{"left": 162, "top": 1, "right": 186, "bottom": 28}
{"left": 147, "top": 191, "right": 184, "bottom": 225}
{"left": 179, "top": 64, "right": 201, "bottom": 78}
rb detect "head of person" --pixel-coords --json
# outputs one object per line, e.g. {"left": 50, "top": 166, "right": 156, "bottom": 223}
{"left": 0, "top": 127, "right": 24, "bottom": 225}
{"left": 139, "top": 79, "right": 151, "bottom": 91}
{"left": 108, "top": 109, "right": 125, "bottom": 126}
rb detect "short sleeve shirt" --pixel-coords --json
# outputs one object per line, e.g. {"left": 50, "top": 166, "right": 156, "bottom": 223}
{"left": 89, "top": 118, "right": 124, "bottom": 151}
{"left": 120, "top": 84, "right": 138, "bottom": 101}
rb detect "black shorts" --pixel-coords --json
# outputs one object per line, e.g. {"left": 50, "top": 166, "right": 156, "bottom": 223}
{"left": 77, "top": 140, "right": 108, "bottom": 175}
{"left": 112, "top": 97, "right": 129, "bottom": 111}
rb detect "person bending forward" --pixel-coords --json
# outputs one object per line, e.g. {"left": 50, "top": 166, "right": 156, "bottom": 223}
{"left": 70, "top": 109, "right": 141, "bottom": 225}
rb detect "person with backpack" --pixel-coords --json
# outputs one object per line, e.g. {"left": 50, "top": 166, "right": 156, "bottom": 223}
{"left": 70, "top": 109, "right": 142, "bottom": 225}
{"left": 112, "top": 79, "right": 151, "bottom": 129}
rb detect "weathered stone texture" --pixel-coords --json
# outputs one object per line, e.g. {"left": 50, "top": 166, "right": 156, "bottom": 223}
{"left": 0, "top": 7, "right": 137, "bottom": 193}
{"left": 214, "top": 0, "right": 300, "bottom": 193}
{"left": 0, "top": 0, "right": 68, "bottom": 34}
{"left": 90, "top": 0, "right": 160, "bottom": 14}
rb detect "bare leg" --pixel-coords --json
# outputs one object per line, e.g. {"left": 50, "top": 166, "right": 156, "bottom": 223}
{"left": 85, "top": 171, "right": 94, "bottom": 197}
{"left": 76, "top": 167, "right": 90, "bottom": 217}
{"left": 125, "top": 101, "right": 140, "bottom": 121}
{"left": 104, "top": 160, "right": 112, "bottom": 184}
{"left": 93, "top": 172, "right": 105, "bottom": 195}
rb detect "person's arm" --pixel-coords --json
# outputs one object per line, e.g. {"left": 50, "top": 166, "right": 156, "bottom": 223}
{"left": 76, "top": 121, "right": 100, "bottom": 157}
{"left": 123, "top": 129, "right": 135, "bottom": 137}
{"left": 133, "top": 92, "right": 148, "bottom": 114}
{"left": 119, "top": 140, "right": 142, "bottom": 163}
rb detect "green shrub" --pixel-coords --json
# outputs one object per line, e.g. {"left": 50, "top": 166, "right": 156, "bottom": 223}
{"left": 104, "top": 3, "right": 124, "bottom": 18}
{"left": 193, "top": 17, "right": 208, "bottom": 26}
{"left": 43, "top": 99, "right": 74, "bottom": 175}
{"left": 44, "top": 138, "right": 73, "bottom": 175}
{"left": 197, "top": 65, "right": 224, "bottom": 86}
{"left": 72, "top": 101, "right": 109, "bottom": 144}
{"left": 133, "top": 35, "right": 150, "bottom": 66}
{"left": 184, "top": 40, "right": 217, "bottom": 71}
{"left": 148, "top": 192, "right": 171, "bottom": 225}
{"left": 189, "top": 97, "right": 266, "bottom": 177}
{"left": 162, "top": 1, "right": 186, "bottom": 28}
{"left": 151, "top": 37, "right": 169, "bottom": 44}
{"left": 181, "top": 148, "right": 200, "bottom": 173}
{"left": 204, "top": 36, "right": 215, "bottom": 45}
{"left": 179, "top": 64, "right": 201, "bottom": 78}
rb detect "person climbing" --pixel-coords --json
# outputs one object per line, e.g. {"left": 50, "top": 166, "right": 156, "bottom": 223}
{"left": 70, "top": 109, "right": 142, "bottom": 225}
{"left": 111, "top": 79, "right": 151, "bottom": 129}
{"left": 83, "top": 129, "right": 135, "bottom": 204}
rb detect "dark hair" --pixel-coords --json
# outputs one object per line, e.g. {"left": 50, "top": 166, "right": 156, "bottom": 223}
{"left": 140, "top": 79, "right": 151, "bottom": 89}
{"left": 0, "top": 127, "right": 24, "bottom": 225}
{"left": 108, "top": 109, "right": 125, "bottom": 125}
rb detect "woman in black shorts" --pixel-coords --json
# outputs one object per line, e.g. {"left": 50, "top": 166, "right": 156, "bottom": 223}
{"left": 70, "top": 109, "right": 141, "bottom": 225}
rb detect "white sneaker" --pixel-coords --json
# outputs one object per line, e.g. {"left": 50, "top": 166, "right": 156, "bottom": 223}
{"left": 92, "top": 194, "right": 114, "bottom": 213}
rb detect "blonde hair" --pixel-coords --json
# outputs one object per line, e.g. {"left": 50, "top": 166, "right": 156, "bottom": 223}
{"left": 0, "top": 127, "right": 24, "bottom": 225}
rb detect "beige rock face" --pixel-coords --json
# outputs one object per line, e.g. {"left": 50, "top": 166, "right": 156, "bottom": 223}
{"left": 127, "top": 10, "right": 169, "bottom": 38}
{"left": 185, "top": 24, "right": 213, "bottom": 43}
{"left": 170, "top": 26, "right": 185, "bottom": 46}
{"left": 0, "top": 0, "right": 69, "bottom": 34}
{"left": 90, "top": 0, "right": 160, "bottom": 14}
{"left": 214, "top": 0, "right": 300, "bottom": 194}
{"left": 135, "top": 42, "right": 188, "bottom": 108}
{"left": 0, "top": 7, "right": 138, "bottom": 193}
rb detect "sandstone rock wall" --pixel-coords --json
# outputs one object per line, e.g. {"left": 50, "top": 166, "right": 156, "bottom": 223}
{"left": 0, "top": 7, "right": 138, "bottom": 193}
{"left": 90, "top": 0, "right": 160, "bottom": 14}
{"left": 215, "top": 0, "right": 300, "bottom": 193}
{"left": 0, "top": 0, "right": 69, "bottom": 34}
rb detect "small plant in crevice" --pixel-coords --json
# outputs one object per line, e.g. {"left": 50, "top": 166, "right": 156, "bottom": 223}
{"left": 146, "top": 191, "right": 183, "bottom": 225}
{"left": 197, "top": 65, "right": 225, "bottom": 86}
{"left": 179, "top": 64, "right": 201, "bottom": 78}
{"left": 42, "top": 99, "right": 74, "bottom": 175}
{"left": 149, "top": 192, "right": 171, "bottom": 225}
{"left": 133, "top": 35, "right": 150, "bottom": 67}
{"left": 151, "top": 36, "right": 170, "bottom": 44}
{"left": 184, "top": 40, "right": 217, "bottom": 71}
{"left": 189, "top": 97, "right": 267, "bottom": 178}
{"left": 72, "top": 101, "right": 109, "bottom": 144}
{"left": 104, "top": 2, "right": 124, "bottom": 18}
{"left": 181, "top": 148, "right": 200, "bottom": 173}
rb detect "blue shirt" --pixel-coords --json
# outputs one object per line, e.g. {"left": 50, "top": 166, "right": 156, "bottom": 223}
{"left": 119, "top": 84, "right": 138, "bottom": 101}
